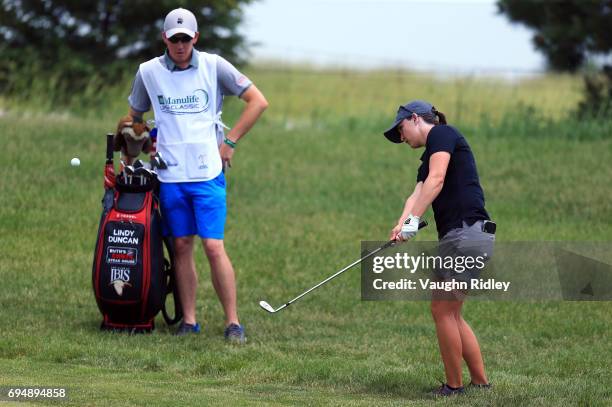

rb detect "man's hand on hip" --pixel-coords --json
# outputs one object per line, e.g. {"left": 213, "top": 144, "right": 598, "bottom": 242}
{"left": 219, "top": 142, "right": 235, "bottom": 169}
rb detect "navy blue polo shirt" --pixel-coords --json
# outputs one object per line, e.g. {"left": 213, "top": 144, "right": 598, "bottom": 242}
{"left": 416, "top": 125, "right": 489, "bottom": 239}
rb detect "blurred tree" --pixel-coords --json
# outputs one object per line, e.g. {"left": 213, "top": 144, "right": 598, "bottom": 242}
{"left": 498, "top": 0, "right": 612, "bottom": 116}
{"left": 0, "top": 0, "right": 255, "bottom": 99}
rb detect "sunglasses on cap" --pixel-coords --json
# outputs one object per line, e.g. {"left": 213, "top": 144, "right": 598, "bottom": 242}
{"left": 398, "top": 105, "right": 417, "bottom": 120}
{"left": 399, "top": 105, "right": 413, "bottom": 114}
{"left": 168, "top": 35, "right": 193, "bottom": 44}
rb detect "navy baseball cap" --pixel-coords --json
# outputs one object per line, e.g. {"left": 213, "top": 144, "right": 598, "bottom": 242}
{"left": 383, "top": 100, "right": 434, "bottom": 143}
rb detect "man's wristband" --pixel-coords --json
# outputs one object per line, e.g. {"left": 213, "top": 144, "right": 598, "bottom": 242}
{"left": 223, "top": 137, "right": 237, "bottom": 149}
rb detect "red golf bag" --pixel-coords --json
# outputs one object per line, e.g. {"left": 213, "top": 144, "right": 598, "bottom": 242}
{"left": 92, "top": 133, "right": 181, "bottom": 333}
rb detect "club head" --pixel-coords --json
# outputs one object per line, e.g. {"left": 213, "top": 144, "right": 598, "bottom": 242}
{"left": 259, "top": 300, "right": 276, "bottom": 313}
{"left": 134, "top": 167, "right": 153, "bottom": 185}
{"left": 124, "top": 166, "right": 135, "bottom": 175}
{"left": 153, "top": 153, "right": 168, "bottom": 169}
{"left": 133, "top": 159, "right": 144, "bottom": 169}
{"left": 150, "top": 157, "right": 163, "bottom": 171}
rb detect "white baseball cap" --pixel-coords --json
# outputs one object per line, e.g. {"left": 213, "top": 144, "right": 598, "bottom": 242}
{"left": 164, "top": 8, "right": 198, "bottom": 38}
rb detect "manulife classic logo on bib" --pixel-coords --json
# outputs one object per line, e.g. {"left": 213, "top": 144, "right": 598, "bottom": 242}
{"left": 157, "top": 89, "right": 209, "bottom": 115}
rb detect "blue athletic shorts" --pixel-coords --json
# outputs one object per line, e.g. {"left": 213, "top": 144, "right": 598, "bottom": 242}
{"left": 159, "top": 173, "right": 227, "bottom": 239}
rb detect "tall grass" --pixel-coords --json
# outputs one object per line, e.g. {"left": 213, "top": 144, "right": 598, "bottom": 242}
{"left": 1, "top": 62, "right": 586, "bottom": 123}
{"left": 247, "top": 65, "right": 584, "bottom": 124}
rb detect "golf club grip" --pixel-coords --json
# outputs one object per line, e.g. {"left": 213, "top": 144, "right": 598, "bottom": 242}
{"left": 381, "top": 220, "right": 427, "bottom": 249}
{"left": 105, "top": 133, "right": 114, "bottom": 164}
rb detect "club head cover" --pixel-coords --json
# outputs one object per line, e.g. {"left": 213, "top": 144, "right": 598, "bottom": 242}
{"left": 114, "top": 116, "right": 151, "bottom": 158}
{"left": 113, "top": 115, "right": 132, "bottom": 153}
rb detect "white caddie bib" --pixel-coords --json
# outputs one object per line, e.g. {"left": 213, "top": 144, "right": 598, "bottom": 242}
{"left": 139, "top": 52, "right": 223, "bottom": 182}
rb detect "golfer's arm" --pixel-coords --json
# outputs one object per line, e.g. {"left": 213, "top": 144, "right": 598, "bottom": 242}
{"left": 410, "top": 152, "right": 450, "bottom": 217}
{"left": 397, "top": 182, "right": 423, "bottom": 225}
{"left": 225, "top": 85, "right": 269, "bottom": 143}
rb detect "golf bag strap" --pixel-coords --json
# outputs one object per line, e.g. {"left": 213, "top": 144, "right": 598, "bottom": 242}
{"left": 161, "top": 236, "right": 183, "bottom": 325}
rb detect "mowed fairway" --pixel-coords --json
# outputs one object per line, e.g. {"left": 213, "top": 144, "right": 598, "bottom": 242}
{"left": 0, "top": 67, "right": 611, "bottom": 406}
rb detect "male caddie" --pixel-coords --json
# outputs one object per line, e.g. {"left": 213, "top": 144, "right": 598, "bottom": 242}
{"left": 117, "top": 8, "right": 268, "bottom": 341}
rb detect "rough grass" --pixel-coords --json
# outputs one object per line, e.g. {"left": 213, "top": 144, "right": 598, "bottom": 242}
{"left": 0, "top": 66, "right": 610, "bottom": 406}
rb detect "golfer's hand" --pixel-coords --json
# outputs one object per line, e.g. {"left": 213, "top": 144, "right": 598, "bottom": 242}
{"left": 399, "top": 214, "right": 420, "bottom": 241}
{"left": 390, "top": 224, "right": 403, "bottom": 241}
{"left": 219, "top": 142, "right": 235, "bottom": 170}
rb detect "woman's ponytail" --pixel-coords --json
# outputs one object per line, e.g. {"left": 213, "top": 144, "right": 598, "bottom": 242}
{"left": 432, "top": 107, "right": 447, "bottom": 125}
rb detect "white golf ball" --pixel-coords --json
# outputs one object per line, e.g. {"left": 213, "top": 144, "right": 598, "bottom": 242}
{"left": 71, "top": 157, "right": 80, "bottom": 167}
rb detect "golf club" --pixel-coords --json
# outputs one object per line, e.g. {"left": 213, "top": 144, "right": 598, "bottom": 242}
{"left": 151, "top": 152, "right": 168, "bottom": 170}
{"left": 124, "top": 165, "right": 135, "bottom": 185}
{"left": 134, "top": 167, "right": 154, "bottom": 186}
{"left": 259, "top": 220, "right": 428, "bottom": 313}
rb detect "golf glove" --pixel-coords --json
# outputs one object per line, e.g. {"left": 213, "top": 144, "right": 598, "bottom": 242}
{"left": 400, "top": 214, "right": 420, "bottom": 240}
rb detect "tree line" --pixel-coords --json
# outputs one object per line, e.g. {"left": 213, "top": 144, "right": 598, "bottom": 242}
{"left": 0, "top": 0, "right": 610, "bottom": 116}
{"left": 0, "top": 0, "right": 254, "bottom": 101}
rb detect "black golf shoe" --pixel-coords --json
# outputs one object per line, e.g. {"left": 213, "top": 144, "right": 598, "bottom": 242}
{"left": 431, "top": 383, "right": 465, "bottom": 397}
{"left": 468, "top": 381, "right": 492, "bottom": 390}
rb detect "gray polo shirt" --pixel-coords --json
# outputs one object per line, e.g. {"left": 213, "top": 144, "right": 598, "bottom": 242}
{"left": 128, "top": 49, "right": 252, "bottom": 115}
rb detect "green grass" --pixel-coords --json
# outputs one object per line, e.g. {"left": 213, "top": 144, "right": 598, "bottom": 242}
{"left": 0, "top": 66, "right": 611, "bottom": 406}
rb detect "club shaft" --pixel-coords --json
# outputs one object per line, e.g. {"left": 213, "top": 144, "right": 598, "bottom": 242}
{"left": 282, "top": 240, "right": 395, "bottom": 308}
{"left": 276, "top": 220, "right": 427, "bottom": 311}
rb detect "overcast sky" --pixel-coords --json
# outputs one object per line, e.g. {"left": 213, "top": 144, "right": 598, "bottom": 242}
{"left": 240, "top": 0, "right": 545, "bottom": 75}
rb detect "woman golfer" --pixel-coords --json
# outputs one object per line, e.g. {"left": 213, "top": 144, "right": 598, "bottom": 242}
{"left": 383, "top": 100, "right": 495, "bottom": 396}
